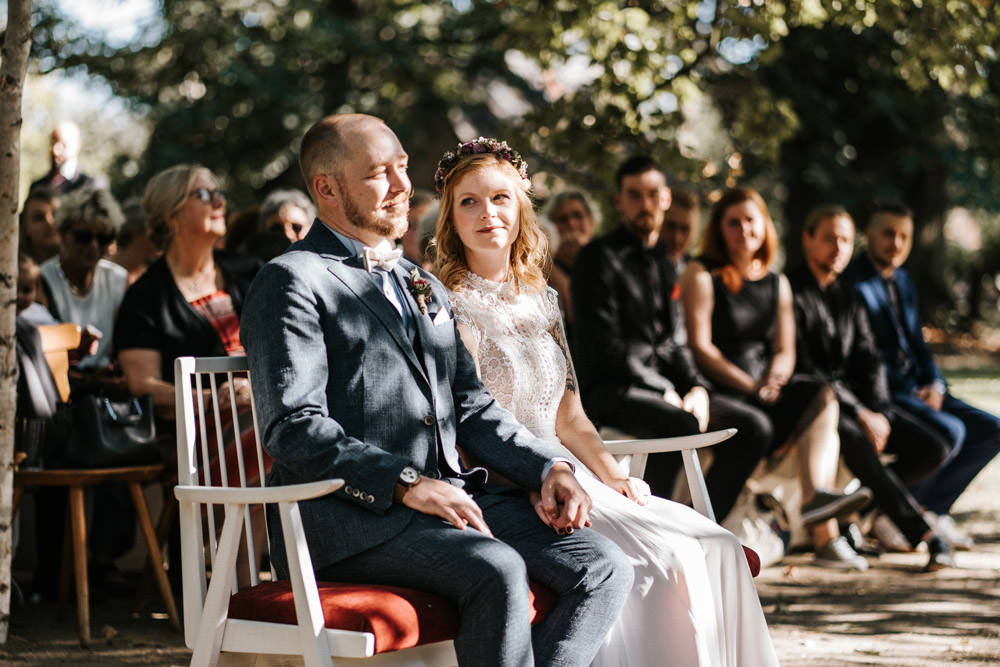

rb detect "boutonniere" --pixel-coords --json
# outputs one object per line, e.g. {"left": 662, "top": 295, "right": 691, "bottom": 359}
{"left": 408, "top": 268, "right": 433, "bottom": 315}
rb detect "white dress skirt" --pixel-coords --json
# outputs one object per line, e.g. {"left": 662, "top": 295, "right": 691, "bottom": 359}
{"left": 450, "top": 273, "right": 778, "bottom": 667}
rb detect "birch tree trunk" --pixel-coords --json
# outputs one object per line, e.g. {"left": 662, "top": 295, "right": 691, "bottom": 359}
{"left": 0, "top": 0, "right": 33, "bottom": 644}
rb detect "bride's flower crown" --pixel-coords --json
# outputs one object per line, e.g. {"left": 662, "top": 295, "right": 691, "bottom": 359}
{"left": 433, "top": 137, "right": 529, "bottom": 193}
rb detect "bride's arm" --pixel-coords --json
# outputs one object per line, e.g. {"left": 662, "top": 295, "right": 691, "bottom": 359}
{"left": 550, "top": 318, "right": 644, "bottom": 503}
{"left": 455, "top": 322, "right": 482, "bottom": 376}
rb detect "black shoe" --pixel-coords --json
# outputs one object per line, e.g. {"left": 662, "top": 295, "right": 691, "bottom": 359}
{"left": 801, "top": 488, "right": 874, "bottom": 525}
{"left": 841, "top": 521, "right": 884, "bottom": 557}
{"left": 924, "top": 535, "right": 955, "bottom": 572}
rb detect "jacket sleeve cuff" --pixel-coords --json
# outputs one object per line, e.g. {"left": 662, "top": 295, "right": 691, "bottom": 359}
{"left": 540, "top": 457, "right": 575, "bottom": 484}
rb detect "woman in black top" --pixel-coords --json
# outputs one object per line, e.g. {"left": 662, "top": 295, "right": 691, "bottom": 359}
{"left": 681, "top": 187, "right": 871, "bottom": 569}
{"left": 114, "top": 164, "right": 263, "bottom": 582}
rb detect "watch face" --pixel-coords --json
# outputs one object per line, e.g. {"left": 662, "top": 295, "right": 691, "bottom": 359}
{"left": 400, "top": 466, "right": 419, "bottom": 485}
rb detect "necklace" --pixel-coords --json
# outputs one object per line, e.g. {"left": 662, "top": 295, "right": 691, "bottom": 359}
{"left": 174, "top": 262, "right": 217, "bottom": 295}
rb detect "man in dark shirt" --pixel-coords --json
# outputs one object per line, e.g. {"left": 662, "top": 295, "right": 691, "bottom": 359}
{"left": 572, "top": 156, "right": 769, "bottom": 515}
{"left": 790, "top": 205, "right": 953, "bottom": 570}
{"left": 29, "top": 121, "right": 102, "bottom": 195}
{"left": 844, "top": 201, "right": 1000, "bottom": 551}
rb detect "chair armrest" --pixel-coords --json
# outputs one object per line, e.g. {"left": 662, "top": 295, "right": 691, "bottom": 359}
{"left": 174, "top": 479, "right": 343, "bottom": 504}
{"left": 602, "top": 428, "right": 736, "bottom": 456}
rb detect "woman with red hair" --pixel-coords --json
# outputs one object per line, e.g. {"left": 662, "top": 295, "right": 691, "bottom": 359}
{"left": 681, "top": 187, "right": 872, "bottom": 569}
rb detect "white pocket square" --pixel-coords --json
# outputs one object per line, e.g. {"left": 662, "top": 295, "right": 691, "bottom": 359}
{"left": 432, "top": 308, "right": 452, "bottom": 326}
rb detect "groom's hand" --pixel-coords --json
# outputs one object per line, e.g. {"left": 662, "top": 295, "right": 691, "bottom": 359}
{"left": 396, "top": 477, "right": 493, "bottom": 536}
{"left": 540, "top": 462, "right": 593, "bottom": 534}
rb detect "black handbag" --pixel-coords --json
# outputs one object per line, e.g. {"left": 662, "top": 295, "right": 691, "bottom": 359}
{"left": 51, "top": 394, "right": 162, "bottom": 469}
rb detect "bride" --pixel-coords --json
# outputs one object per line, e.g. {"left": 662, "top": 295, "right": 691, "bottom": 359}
{"left": 431, "top": 139, "right": 778, "bottom": 666}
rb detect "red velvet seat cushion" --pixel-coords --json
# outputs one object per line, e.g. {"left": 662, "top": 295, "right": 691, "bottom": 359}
{"left": 743, "top": 545, "right": 761, "bottom": 577}
{"left": 228, "top": 580, "right": 556, "bottom": 654}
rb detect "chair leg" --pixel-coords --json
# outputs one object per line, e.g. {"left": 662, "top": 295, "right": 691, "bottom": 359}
{"left": 12, "top": 486, "right": 23, "bottom": 518}
{"left": 58, "top": 510, "right": 73, "bottom": 610}
{"left": 68, "top": 485, "right": 92, "bottom": 647}
{"left": 128, "top": 481, "right": 181, "bottom": 631}
{"left": 133, "top": 486, "right": 177, "bottom": 616}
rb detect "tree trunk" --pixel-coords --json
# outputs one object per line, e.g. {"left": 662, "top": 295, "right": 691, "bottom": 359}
{"left": 0, "top": 0, "right": 33, "bottom": 644}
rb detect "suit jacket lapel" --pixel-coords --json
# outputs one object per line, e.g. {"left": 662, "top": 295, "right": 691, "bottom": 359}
{"left": 394, "top": 265, "right": 439, "bottom": 392}
{"left": 308, "top": 226, "right": 430, "bottom": 388}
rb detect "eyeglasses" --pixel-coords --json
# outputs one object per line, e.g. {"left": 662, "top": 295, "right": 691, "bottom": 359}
{"left": 552, "top": 210, "right": 588, "bottom": 225}
{"left": 71, "top": 229, "right": 117, "bottom": 246}
{"left": 189, "top": 188, "right": 226, "bottom": 206}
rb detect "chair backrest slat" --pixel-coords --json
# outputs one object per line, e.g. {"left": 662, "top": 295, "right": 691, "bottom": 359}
{"left": 174, "top": 355, "right": 271, "bottom": 643}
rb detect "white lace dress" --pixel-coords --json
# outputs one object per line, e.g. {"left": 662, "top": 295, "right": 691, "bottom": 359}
{"left": 451, "top": 273, "right": 778, "bottom": 667}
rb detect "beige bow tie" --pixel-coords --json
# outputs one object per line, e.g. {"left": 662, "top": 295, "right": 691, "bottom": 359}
{"left": 363, "top": 245, "right": 403, "bottom": 272}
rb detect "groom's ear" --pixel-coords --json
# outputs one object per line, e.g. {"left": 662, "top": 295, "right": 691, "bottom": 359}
{"left": 314, "top": 172, "right": 340, "bottom": 210}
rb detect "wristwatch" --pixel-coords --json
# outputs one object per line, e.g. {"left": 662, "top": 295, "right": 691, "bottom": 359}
{"left": 398, "top": 466, "right": 421, "bottom": 488}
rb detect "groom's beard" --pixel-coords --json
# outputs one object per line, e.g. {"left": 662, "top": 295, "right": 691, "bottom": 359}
{"left": 341, "top": 187, "right": 409, "bottom": 241}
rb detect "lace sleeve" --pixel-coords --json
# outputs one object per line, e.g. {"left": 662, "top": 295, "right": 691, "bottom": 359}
{"left": 544, "top": 288, "right": 578, "bottom": 394}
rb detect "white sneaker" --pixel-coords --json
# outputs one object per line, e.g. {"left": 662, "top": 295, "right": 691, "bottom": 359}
{"left": 871, "top": 513, "right": 914, "bottom": 553}
{"left": 927, "top": 513, "right": 974, "bottom": 551}
{"left": 814, "top": 536, "right": 870, "bottom": 571}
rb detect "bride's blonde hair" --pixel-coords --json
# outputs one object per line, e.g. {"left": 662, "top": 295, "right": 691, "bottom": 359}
{"left": 432, "top": 153, "right": 548, "bottom": 293}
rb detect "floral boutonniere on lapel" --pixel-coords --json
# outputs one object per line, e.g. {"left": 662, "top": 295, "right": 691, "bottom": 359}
{"left": 408, "top": 268, "right": 433, "bottom": 315}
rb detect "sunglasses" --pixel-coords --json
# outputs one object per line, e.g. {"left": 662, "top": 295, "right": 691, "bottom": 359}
{"left": 189, "top": 188, "right": 226, "bottom": 205}
{"left": 71, "top": 229, "right": 117, "bottom": 246}
{"left": 271, "top": 221, "right": 304, "bottom": 235}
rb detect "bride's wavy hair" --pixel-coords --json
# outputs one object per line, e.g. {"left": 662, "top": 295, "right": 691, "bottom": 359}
{"left": 432, "top": 153, "right": 548, "bottom": 294}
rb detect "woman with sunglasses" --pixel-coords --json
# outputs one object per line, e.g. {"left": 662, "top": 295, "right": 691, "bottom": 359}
{"left": 38, "top": 186, "right": 127, "bottom": 370}
{"left": 115, "top": 164, "right": 264, "bottom": 584}
{"left": 116, "top": 164, "right": 261, "bottom": 419}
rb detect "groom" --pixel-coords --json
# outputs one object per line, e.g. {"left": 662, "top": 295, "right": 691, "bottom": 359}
{"left": 241, "top": 114, "right": 632, "bottom": 666}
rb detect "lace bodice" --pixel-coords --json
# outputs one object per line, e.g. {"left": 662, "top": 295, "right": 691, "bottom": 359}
{"left": 449, "top": 273, "right": 569, "bottom": 444}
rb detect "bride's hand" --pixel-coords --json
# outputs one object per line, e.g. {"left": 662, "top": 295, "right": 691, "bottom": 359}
{"left": 605, "top": 477, "right": 650, "bottom": 505}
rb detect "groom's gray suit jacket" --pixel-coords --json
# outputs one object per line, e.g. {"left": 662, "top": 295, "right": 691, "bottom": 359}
{"left": 241, "top": 222, "right": 567, "bottom": 577}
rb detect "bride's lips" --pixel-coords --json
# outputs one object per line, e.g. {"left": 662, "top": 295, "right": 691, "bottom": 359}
{"left": 478, "top": 225, "right": 504, "bottom": 233}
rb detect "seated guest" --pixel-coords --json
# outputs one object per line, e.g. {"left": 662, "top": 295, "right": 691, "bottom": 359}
{"left": 789, "top": 205, "right": 953, "bottom": 570}
{"left": 16, "top": 253, "right": 57, "bottom": 326}
{"left": 681, "top": 187, "right": 871, "bottom": 569}
{"left": 258, "top": 188, "right": 315, "bottom": 243}
{"left": 111, "top": 197, "right": 161, "bottom": 286}
{"left": 39, "top": 186, "right": 127, "bottom": 372}
{"left": 115, "top": 164, "right": 263, "bottom": 584}
{"left": 241, "top": 115, "right": 632, "bottom": 666}
{"left": 571, "top": 158, "right": 705, "bottom": 499}
{"left": 844, "top": 200, "right": 1000, "bottom": 550}
{"left": 34, "top": 186, "right": 132, "bottom": 595}
{"left": 435, "top": 139, "right": 778, "bottom": 666}
{"left": 546, "top": 190, "right": 597, "bottom": 329}
{"left": 115, "top": 164, "right": 260, "bottom": 430}
{"left": 572, "top": 157, "right": 775, "bottom": 521}
{"left": 663, "top": 186, "right": 700, "bottom": 271}
{"left": 19, "top": 187, "right": 61, "bottom": 264}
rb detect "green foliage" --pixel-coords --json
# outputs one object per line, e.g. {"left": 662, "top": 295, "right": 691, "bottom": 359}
{"left": 21, "top": 0, "right": 1000, "bottom": 244}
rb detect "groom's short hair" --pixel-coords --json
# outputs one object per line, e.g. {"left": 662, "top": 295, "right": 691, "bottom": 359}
{"left": 300, "top": 114, "right": 384, "bottom": 200}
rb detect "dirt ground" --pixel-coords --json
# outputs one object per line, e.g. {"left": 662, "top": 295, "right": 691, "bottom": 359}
{"left": 3, "top": 376, "right": 999, "bottom": 666}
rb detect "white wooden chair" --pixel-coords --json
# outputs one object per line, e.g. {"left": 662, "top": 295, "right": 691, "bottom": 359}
{"left": 174, "top": 355, "right": 735, "bottom": 666}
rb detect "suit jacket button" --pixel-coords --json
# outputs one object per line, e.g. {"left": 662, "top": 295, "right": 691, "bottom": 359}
{"left": 352, "top": 489, "right": 361, "bottom": 497}
{"left": 367, "top": 495, "right": 375, "bottom": 503}
{"left": 424, "top": 415, "right": 435, "bottom": 426}
{"left": 344, "top": 485, "right": 352, "bottom": 494}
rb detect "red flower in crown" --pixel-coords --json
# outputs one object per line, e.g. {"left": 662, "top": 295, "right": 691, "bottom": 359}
{"left": 434, "top": 137, "right": 529, "bottom": 193}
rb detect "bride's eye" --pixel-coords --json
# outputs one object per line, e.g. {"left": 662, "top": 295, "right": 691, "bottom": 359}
{"left": 460, "top": 197, "right": 476, "bottom": 206}
{"left": 493, "top": 193, "right": 511, "bottom": 203}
